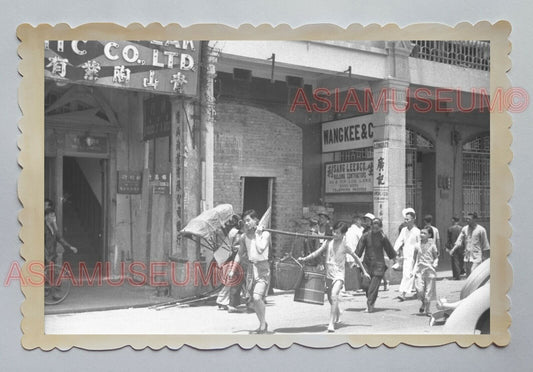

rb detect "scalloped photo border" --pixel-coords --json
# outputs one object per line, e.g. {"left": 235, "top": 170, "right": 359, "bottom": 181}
{"left": 17, "top": 22, "right": 512, "bottom": 350}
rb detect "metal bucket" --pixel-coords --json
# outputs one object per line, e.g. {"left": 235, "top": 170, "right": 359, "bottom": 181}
{"left": 293, "top": 267, "right": 326, "bottom": 305}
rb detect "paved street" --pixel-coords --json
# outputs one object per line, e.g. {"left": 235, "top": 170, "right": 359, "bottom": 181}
{"left": 45, "top": 270, "right": 464, "bottom": 335}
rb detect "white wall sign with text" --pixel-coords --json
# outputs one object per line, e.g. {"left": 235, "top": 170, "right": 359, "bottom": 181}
{"left": 325, "top": 160, "right": 373, "bottom": 193}
{"left": 321, "top": 114, "right": 375, "bottom": 152}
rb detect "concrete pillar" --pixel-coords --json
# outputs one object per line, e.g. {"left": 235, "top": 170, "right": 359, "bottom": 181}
{"left": 390, "top": 41, "right": 413, "bottom": 81}
{"left": 200, "top": 41, "right": 218, "bottom": 211}
{"left": 180, "top": 98, "right": 201, "bottom": 260}
{"left": 435, "top": 123, "right": 454, "bottom": 231}
{"left": 371, "top": 79, "right": 408, "bottom": 242}
{"left": 170, "top": 96, "right": 181, "bottom": 258}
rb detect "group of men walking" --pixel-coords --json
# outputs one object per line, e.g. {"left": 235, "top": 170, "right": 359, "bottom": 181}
{"left": 212, "top": 206, "right": 489, "bottom": 333}
{"left": 313, "top": 208, "right": 490, "bottom": 315}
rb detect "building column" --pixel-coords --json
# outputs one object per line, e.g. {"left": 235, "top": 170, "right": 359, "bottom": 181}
{"left": 170, "top": 96, "right": 181, "bottom": 258}
{"left": 200, "top": 41, "right": 218, "bottom": 211}
{"left": 371, "top": 79, "right": 408, "bottom": 241}
{"left": 172, "top": 96, "right": 201, "bottom": 259}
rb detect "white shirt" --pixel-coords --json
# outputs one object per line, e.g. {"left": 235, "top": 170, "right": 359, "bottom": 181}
{"left": 455, "top": 224, "right": 490, "bottom": 263}
{"left": 394, "top": 226, "right": 421, "bottom": 262}
{"left": 345, "top": 224, "right": 363, "bottom": 263}
{"left": 429, "top": 225, "right": 441, "bottom": 251}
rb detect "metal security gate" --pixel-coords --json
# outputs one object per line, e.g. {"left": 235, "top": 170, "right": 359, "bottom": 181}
{"left": 405, "top": 128, "right": 434, "bottom": 218}
{"left": 405, "top": 148, "right": 419, "bottom": 211}
{"left": 462, "top": 135, "right": 490, "bottom": 231}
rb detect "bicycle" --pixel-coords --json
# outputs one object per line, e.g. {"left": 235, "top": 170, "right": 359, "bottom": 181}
{"left": 44, "top": 263, "right": 72, "bottom": 305}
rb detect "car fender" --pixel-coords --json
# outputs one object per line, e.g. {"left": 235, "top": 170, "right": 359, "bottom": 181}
{"left": 443, "top": 283, "right": 490, "bottom": 334}
{"left": 460, "top": 259, "right": 490, "bottom": 300}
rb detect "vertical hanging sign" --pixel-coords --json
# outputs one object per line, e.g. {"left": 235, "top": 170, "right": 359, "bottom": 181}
{"left": 143, "top": 95, "right": 171, "bottom": 139}
{"left": 150, "top": 172, "right": 171, "bottom": 195}
{"left": 373, "top": 141, "right": 389, "bottom": 220}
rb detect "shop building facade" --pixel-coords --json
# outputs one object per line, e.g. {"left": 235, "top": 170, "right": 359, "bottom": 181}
{"left": 44, "top": 40, "right": 209, "bottom": 297}
{"left": 44, "top": 39, "right": 490, "bottom": 299}
{"left": 211, "top": 40, "right": 490, "bottom": 256}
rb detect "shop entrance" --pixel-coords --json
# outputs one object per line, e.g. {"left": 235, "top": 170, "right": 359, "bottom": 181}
{"left": 406, "top": 151, "right": 436, "bottom": 224}
{"left": 241, "top": 177, "right": 273, "bottom": 218}
{"left": 405, "top": 129, "right": 436, "bottom": 222}
{"left": 45, "top": 155, "right": 108, "bottom": 272}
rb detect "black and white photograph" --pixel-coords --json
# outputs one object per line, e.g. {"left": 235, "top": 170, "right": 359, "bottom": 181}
{"left": 3, "top": 0, "right": 533, "bottom": 367}
{"left": 38, "top": 37, "right": 497, "bottom": 337}
{"left": 12, "top": 21, "right": 512, "bottom": 350}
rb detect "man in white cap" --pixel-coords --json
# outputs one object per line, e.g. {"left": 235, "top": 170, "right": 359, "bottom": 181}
{"left": 393, "top": 207, "right": 420, "bottom": 301}
{"left": 347, "top": 212, "right": 376, "bottom": 294}
{"left": 362, "top": 212, "right": 376, "bottom": 234}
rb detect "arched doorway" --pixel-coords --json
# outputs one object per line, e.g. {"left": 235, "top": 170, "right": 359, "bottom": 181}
{"left": 45, "top": 84, "right": 119, "bottom": 272}
{"left": 405, "top": 128, "right": 436, "bottom": 223}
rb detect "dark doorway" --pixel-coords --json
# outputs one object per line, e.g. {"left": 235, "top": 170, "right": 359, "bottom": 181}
{"left": 61, "top": 157, "right": 106, "bottom": 271}
{"left": 421, "top": 152, "right": 436, "bottom": 220}
{"left": 242, "top": 177, "right": 272, "bottom": 218}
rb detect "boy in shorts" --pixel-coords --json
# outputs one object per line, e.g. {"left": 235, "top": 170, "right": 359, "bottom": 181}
{"left": 299, "top": 221, "right": 370, "bottom": 332}
{"left": 229, "top": 210, "right": 271, "bottom": 334}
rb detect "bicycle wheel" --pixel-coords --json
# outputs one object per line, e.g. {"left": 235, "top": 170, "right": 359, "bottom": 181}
{"left": 44, "top": 264, "right": 71, "bottom": 305}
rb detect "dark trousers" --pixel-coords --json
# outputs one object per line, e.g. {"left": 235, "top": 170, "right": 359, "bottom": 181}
{"left": 365, "top": 275, "right": 383, "bottom": 307}
{"left": 451, "top": 249, "right": 465, "bottom": 279}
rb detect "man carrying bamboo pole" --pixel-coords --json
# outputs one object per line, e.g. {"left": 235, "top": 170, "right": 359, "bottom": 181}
{"left": 229, "top": 209, "right": 271, "bottom": 334}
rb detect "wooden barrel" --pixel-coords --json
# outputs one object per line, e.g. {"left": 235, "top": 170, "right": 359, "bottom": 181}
{"left": 293, "top": 268, "right": 325, "bottom": 305}
{"left": 273, "top": 257, "right": 301, "bottom": 290}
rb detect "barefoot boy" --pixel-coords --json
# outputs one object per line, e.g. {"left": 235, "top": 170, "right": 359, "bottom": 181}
{"left": 413, "top": 227, "right": 439, "bottom": 315}
{"left": 299, "top": 221, "right": 370, "bottom": 332}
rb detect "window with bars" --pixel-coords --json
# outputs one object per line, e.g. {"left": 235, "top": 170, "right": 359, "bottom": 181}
{"left": 406, "top": 128, "right": 435, "bottom": 150}
{"left": 405, "top": 149, "right": 418, "bottom": 209}
{"left": 462, "top": 135, "right": 490, "bottom": 221}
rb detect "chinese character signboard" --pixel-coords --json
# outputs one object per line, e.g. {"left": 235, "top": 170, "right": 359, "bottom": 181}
{"left": 325, "top": 161, "right": 373, "bottom": 193}
{"left": 117, "top": 171, "right": 142, "bottom": 194}
{"left": 44, "top": 40, "right": 199, "bottom": 96}
{"left": 65, "top": 133, "right": 108, "bottom": 154}
{"left": 150, "top": 172, "right": 171, "bottom": 195}
{"left": 373, "top": 188, "right": 389, "bottom": 220}
{"left": 143, "top": 95, "right": 171, "bottom": 139}
{"left": 373, "top": 145, "right": 388, "bottom": 188}
{"left": 321, "top": 114, "right": 375, "bottom": 152}
{"left": 373, "top": 142, "right": 389, "bottom": 219}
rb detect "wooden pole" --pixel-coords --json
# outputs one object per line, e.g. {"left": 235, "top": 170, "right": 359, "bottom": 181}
{"left": 264, "top": 228, "right": 333, "bottom": 240}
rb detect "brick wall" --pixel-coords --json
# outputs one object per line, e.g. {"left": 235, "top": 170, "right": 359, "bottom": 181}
{"left": 214, "top": 102, "right": 303, "bottom": 257}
